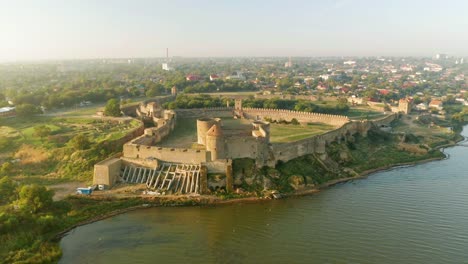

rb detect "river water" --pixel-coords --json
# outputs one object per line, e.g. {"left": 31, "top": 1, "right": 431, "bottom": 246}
{"left": 60, "top": 126, "right": 468, "bottom": 264}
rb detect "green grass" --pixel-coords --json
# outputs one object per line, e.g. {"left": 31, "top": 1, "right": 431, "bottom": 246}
{"left": 157, "top": 118, "right": 198, "bottom": 148}
{"left": 347, "top": 108, "right": 387, "bottom": 120}
{"left": 345, "top": 134, "right": 445, "bottom": 173}
{"left": 0, "top": 115, "right": 142, "bottom": 184}
{"left": 270, "top": 123, "right": 335, "bottom": 143}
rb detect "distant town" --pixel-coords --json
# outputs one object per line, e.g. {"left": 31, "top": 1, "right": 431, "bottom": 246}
{"left": 1, "top": 54, "right": 468, "bottom": 263}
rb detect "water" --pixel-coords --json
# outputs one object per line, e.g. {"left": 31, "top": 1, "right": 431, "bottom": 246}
{"left": 60, "top": 127, "right": 468, "bottom": 264}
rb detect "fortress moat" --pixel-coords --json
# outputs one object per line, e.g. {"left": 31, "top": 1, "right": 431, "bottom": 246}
{"left": 93, "top": 99, "right": 397, "bottom": 194}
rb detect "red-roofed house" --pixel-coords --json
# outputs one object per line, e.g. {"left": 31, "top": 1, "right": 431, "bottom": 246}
{"left": 209, "top": 74, "right": 219, "bottom": 81}
{"left": 429, "top": 99, "right": 443, "bottom": 110}
{"left": 186, "top": 74, "right": 202, "bottom": 81}
{"left": 378, "top": 89, "right": 390, "bottom": 96}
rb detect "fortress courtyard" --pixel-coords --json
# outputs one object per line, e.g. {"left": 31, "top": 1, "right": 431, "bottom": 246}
{"left": 157, "top": 117, "right": 336, "bottom": 148}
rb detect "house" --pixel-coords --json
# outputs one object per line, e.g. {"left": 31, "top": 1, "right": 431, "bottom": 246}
{"left": 0, "top": 106, "right": 16, "bottom": 117}
{"left": 378, "top": 89, "right": 390, "bottom": 96}
{"left": 316, "top": 83, "right": 328, "bottom": 91}
{"left": 429, "top": 99, "right": 443, "bottom": 110}
{"left": 186, "top": 74, "right": 202, "bottom": 81}
{"left": 343, "top": 60, "right": 356, "bottom": 65}
{"left": 415, "top": 103, "right": 428, "bottom": 111}
{"left": 226, "top": 72, "right": 246, "bottom": 81}
{"left": 319, "top": 74, "right": 330, "bottom": 81}
{"left": 209, "top": 74, "right": 219, "bottom": 81}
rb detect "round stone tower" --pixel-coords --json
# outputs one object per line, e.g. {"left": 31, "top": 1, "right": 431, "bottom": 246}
{"left": 205, "top": 124, "right": 225, "bottom": 160}
{"left": 197, "top": 118, "right": 217, "bottom": 145}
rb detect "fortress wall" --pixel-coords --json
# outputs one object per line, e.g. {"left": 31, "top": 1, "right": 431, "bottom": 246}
{"left": 225, "top": 136, "right": 260, "bottom": 160}
{"left": 175, "top": 107, "right": 233, "bottom": 118}
{"left": 121, "top": 104, "right": 140, "bottom": 116}
{"left": 204, "top": 160, "right": 229, "bottom": 173}
{"left": 123, "top": 144, "right": 209, "bottom": 164}
{"left": 371, "top": 113, "right": 397, "bottom": 127}
{"left": 273, "top": 137, "right": 318, "bottom": 162}
{"left": 100, "top": 120, "right": 145, "bottom": 152}
{"left": 366, "top": 101, "right": 386, "bottom": 112}
{"left": 122, "top": 96, "right": 174, "bottom": 117}
{"left": 253, "top": 94, "right": 337, "bottom": 101}
{"left": 270, "top": 115, "right": 397, "bottom": 163}
{"left": 130, "top": 113, "right": 176, "bottom": 146}
{"left": 242, "top": 108, "right": 349, "bottom": 127}
{"left": 121, "top": 157, "right": 158, "bottom": 168}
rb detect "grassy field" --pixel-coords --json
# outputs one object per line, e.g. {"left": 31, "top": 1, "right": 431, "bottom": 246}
{"left": 157, "top": 118, "right": 198, "bottom": 148}
{"left": 347, "top": 107, "right": 388, "bottom": 120}
{"left": 392, "top": 114, "right": 456, "bottom": 147}
{"left": 158, "top": 117, "right": 252, "bottom": 148}
{"left": 0, "top": 112, "right": 142, "bottom": 184}
{"left": 0, "top": 116, "right": 140, "bottom": 153}
{"left": 270, "top": 123, "right": 335, "bottom": 143}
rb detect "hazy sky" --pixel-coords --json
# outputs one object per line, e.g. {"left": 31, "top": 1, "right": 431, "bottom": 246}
{"left": 1, "top": 0, "right": 467, "bottom": 61}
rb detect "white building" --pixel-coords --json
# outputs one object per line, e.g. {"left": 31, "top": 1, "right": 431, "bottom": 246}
{"left": 319, "top": 74, "right": 329, "bottom": 81}
{"left": 162, "top": 63, "right": 173, "bottom": 71}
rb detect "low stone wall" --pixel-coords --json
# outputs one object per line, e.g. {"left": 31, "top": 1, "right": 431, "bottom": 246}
{"left": 242, "top": 108, "right": 349, "bottom": 127}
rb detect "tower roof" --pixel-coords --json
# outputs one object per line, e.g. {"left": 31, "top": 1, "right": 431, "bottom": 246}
{"left": 206, "top": 124, "right": 223, "bottom": 137}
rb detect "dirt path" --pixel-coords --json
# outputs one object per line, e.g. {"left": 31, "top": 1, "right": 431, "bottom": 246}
{"left": 49, "top": 181, "right": 85, "bottom": 201}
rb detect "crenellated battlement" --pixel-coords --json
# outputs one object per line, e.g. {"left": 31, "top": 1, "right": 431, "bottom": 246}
{"left": 241, "top": 107, "right": 349, "bottom": 126}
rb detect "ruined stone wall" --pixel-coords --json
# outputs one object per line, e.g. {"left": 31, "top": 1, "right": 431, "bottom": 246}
{"left": 242, "top": 108, "right": 349, "bottom": 127}
{"left": 130, "top": 111, "right": 176, "bottom": 146}
{"left": 123, "top": 144, "right": 210, "bottom": 164}
{"left": 270, "top": 114, "right": 396, "bottom": 163}
{"left": 121, "top": 95, "right": 174, "bottom": 117}
{"left": 175, "top": 107, "right": 233, "bottom": 118}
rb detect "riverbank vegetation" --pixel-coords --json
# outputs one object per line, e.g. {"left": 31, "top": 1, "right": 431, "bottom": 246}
{"left": 0, "top": 179, "right": 151, "bottom": 263}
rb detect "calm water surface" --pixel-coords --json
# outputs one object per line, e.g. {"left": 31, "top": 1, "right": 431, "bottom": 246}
{"left": 60, "top": 127, "right": 468, "bottom": 264}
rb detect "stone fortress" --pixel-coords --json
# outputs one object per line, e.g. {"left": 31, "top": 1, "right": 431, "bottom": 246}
{"left": 94, "top": 98, "right": 397, "bottom": 194}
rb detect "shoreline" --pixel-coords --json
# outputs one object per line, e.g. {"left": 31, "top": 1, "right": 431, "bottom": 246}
{"left": 54, "top": 141, "right": 460, "bottom": 240}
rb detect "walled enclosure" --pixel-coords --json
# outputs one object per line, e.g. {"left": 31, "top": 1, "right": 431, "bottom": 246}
{"left": 94, "top": 97, "right": 397, "bottom": 189}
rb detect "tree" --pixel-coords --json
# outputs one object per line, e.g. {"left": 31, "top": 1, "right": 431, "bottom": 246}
{"left": 145, "top": 83, "right": 165, "bottom": 97}
{"left": 104, "top": 98, "right": 121, "bottom": 117}
{"left": 33, "top": 125, "right": 52, "bottom": 141}
{"left": 291, "top": 118, "right": 300, "bottom": 125}
{"left": 0, "top": 176, "right": 17, "bottom": 204}
{"left": 0, "top": 162, "right": 13, "bottom": 175}
{"left": 68, "top": 134, "right": 91, "bottom": 150}
{"left": 15, "top": 103, "right": 43, "bottom": 117}
{"left": 15, "top": 184, "right": 54, "bottom": 213}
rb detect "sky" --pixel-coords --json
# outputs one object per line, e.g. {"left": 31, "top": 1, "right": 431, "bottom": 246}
{"left": 1, "top": 0, "right": 468, "bottom": 62}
